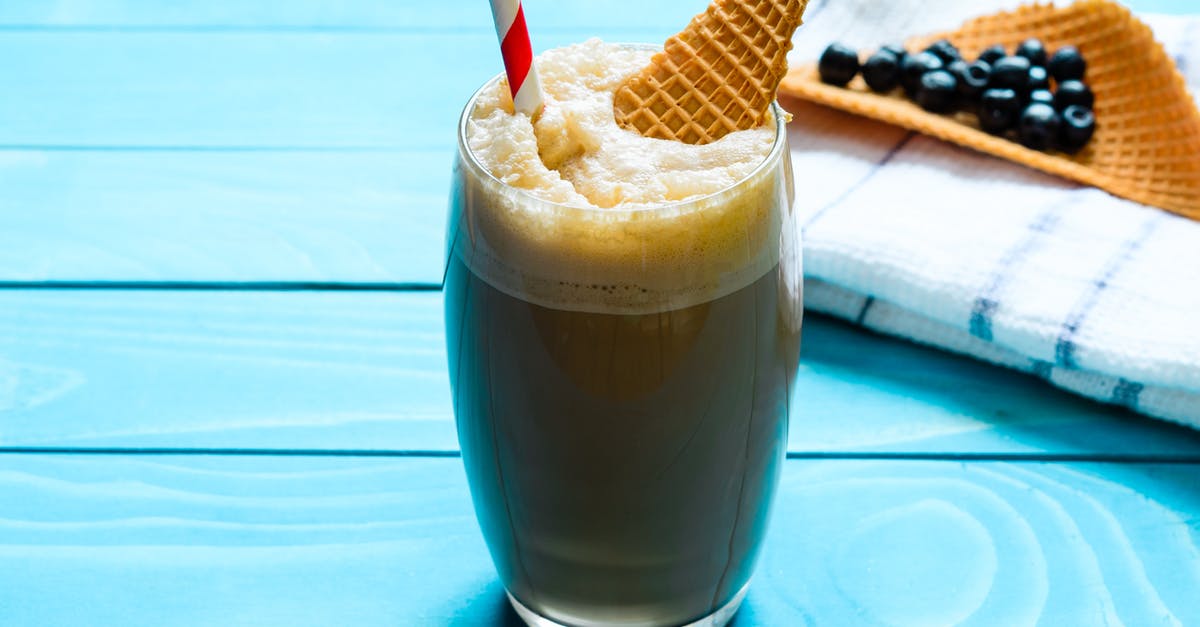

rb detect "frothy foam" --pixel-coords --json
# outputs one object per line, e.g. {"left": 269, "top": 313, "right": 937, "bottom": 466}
{"left": 469, "top": 40, "right": 775, "bottom": 209}
{"left": 453, "top": 40, "right": 791, "bottom": 314}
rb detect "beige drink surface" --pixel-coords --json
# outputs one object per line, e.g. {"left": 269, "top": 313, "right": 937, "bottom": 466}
{"left": 457, "top": 41, "right": 792, "bottom": 316}
{"left": 468, "top": 39, "right": 775, "bottom": 209}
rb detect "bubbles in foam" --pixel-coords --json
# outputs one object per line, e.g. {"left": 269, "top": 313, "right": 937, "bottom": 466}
{"left": 455, "top": 40, "right": 791, "bottom": 314}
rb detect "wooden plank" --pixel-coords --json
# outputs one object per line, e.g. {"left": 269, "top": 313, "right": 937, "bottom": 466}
{"left": 1, "top": 13, "right": 1193, "bottom": 285}
{"left": 6, "top": 12, "right": 1184, "bottom": 149}
{"left": 0, "top": 290, "right": 454, "bottom": 450}
{"left": 0, "top": 455, "right": 493, "bottom": 625}
{"left": 0, "top": 0, "right": 1188, "bottom": 28}
{"left": 0, "top": 150, "right": 445, "bottom": 283}
{"left": 0, "top": 0, "right": 696, "bottom": 30}
{"left": 0, "top": 454, "right": 1195, "bottom": 625}
{"left": 0, "top": 28, "right": 672, "bottom": 282}
{"left": 0, "top": 33, "right": 497, "bottom": 149}
{"left": 0, "top": 23, "right": 709, "bottom": 150}
{"left": 12, "top": 93, "right": 1200, "bottom": 288}
{"left": 757, "top": 459, "right": 1200, "bottom": 626}
{"left": 3, "top": 290, "right": 1199, "bottom": 456}
{"left": 794, "top": 313, "right": 1200, "bottom": 457}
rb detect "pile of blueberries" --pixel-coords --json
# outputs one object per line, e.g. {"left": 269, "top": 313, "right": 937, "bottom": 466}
{"left": 818, "top": 38, "right": 1096, "bottom": 153}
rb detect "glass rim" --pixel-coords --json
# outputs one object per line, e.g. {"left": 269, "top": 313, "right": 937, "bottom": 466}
{"left": 455, "top": 44, "right": 790, "bottom": 217}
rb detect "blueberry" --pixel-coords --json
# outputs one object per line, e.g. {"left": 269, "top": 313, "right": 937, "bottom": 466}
{"left": 1018, "top": 102, "right": 1062, "bottom": 150}
{"left": 1028, "top": 89, "right": 1055, "bottom": 107}
{"left": 954, "top": 60, "right": 991, "bottom": 101}
{"left": 924, "top": 39, "right": 961, "bottom": 64}
{"left": 1059, "top": 104, "right": 1096, "bottom": 153}
{"left": 916, "top": 69, "right": 958, "bottom": 113}
{"left": 1054, "top": 80, "right": 1094, "bottom": 110}
{"left": 1016, "top": 38, "right": 1048, "bottom": 67}
{"left": 990, "top": 55, "right": 1031, "bottom": 92}
{"left": 901, "top": 51, "right": 944, "bottom": 96}
{"left": 977, "top": 44, "right": 1007, "bottom": 66}
{"left": 819, "top": 42, "right": 860, "bottom": 86}
{"left": 978, "top": 88, "right": 1021, "bottom": 134}
{"left": 881, "top": 44, "right": 908, "bottom": 62}
{"left": 1027, "top": 65, "right": 1050, "bottom": 91}
{"left": 946, "top": 59, "right": 969, "bottom": 88}
{"left": 862, "top": 50, "right": 902, "bottom": 92}
{"left": 1048, "top": 46, "right": 1087, "bottom": 82}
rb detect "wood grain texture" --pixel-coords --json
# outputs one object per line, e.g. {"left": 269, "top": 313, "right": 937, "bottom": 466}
{"left": 0, "top": 4, "right": 1194, "bottom": 626}
{"left": 0, "top": 454, "right": 1195, "bottom": 625}
{"left": 0, "top": 4, "right": 1192, "bottom": 284}
{"left": 0, "top": 26, "right": 659, "bottom": 284}
{"left": 3, "top": 289, "right": 1199, "bottom": 456}
{"left": 0, "top": 290, "right": 452, "bottom": 450}
{"left": 0, "top": 0, "right": 1188, "bottom": 29}
{"left": 758, "top": 459, "right": 1200, "bottom": 626}
{"left": 0, "top": 1, "right": 697, "bottom": 30}
{"left": 0, "top": 150, "right": 445, "bottom": 283}
{"left": 0, "top": 22, "right": 690, "bottom": 149}
{"left": 0, "top": 33, "right": 493, "bottom": 149}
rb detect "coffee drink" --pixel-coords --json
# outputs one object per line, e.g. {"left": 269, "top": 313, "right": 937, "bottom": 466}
{"left": 445, "top": 41, "right": 802, "bottom": 626}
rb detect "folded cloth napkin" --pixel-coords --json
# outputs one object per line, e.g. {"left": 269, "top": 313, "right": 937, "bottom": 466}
{"left": 786, "top": 0, "right": 1200, "bottom": 430}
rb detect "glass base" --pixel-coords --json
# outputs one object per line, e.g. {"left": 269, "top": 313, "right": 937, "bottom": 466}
{"left": 507, "top": 581, "right": 750, "bottom": 627}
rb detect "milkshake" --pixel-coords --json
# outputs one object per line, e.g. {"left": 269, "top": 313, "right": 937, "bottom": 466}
{"left": 445, "top": 40, "right": 802, "bottom": 626}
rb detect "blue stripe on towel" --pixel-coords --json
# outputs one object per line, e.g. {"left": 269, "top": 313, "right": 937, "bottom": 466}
{"left": 968, "top": 298, "right": 999, "bottom": 340}
{"left": 1112, "top": 379, "right": 1145, "bottom": 409}
{"left": 1055, "top": 214, "right": 1162, "bottom": 369}
{"left": 804, "top": 132, "right": 915, "bottom": 231}
{"left": 854, "top": 295, "right": 876, "bottom": 325}
{"left": 969, "top": 202, "right": 1067, "bottom": 341}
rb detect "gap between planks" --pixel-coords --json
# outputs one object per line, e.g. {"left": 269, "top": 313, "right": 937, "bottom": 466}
{"left": 0, "top": 281, "right": 442, "bottom": 291}
{"left": 1, "top": 447, "right": 1199, "bottom": 464}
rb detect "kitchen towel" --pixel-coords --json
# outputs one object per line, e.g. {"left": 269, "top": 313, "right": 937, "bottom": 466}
{"left": 786, "top": 0, "right": 1200, "bottom": 429}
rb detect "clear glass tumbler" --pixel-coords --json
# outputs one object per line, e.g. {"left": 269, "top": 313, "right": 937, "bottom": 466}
{"left": 444, "top": 72, "right": 802, "bottom": 627}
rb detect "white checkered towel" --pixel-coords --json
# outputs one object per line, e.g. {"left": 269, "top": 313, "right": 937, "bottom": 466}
{"left": 787, "top": 0, "right": 1200, "bottom": 430}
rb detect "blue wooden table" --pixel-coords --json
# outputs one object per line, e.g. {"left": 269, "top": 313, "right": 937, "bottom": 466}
{"left": 2, "top": 2, "right": 1198, "bottom": 625}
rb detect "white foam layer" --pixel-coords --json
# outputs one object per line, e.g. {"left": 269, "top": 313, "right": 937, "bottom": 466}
{"left": 453, "top": 40, "right": 792, "bottom": 314}
{"left": 469, "top": 40, "right": 776, "bottom": 209}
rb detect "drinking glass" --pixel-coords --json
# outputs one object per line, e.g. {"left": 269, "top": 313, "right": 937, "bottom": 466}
{"left": 444, "top": 71, "right": 802, "bottom": 627}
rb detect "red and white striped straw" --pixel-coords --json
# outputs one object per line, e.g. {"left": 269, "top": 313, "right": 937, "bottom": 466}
{"left": 488, "top": 0, "right": 544, "bottom": 118}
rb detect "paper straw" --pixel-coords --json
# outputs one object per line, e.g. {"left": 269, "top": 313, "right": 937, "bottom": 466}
{"left": 489, "top": 0, "right": 544, "bottom": 117}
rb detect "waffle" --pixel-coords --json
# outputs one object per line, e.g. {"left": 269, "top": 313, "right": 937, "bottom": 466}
{"left": 779, "top": 0, "right": 1200, "bottom": 220}
{"left": 613, "top": 0, "right": 809, "bottom": 145}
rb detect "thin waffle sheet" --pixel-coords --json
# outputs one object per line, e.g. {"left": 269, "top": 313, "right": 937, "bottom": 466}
{"left": 613, "top": 0, "right": 807, "bottom": 144}
{"left": 783, "top": 0, "right": 1200, "bottom": 429}
{"left": 781, "top": 0, "right": 1200, "bottom": 219}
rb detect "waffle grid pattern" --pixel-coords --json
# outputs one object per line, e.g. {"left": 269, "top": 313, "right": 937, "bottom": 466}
{"left": 613, "top": 0, "right": 807, "bottom": 145}
{"left": 779, "top": 0, "right": 1200, "bottom": 219}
